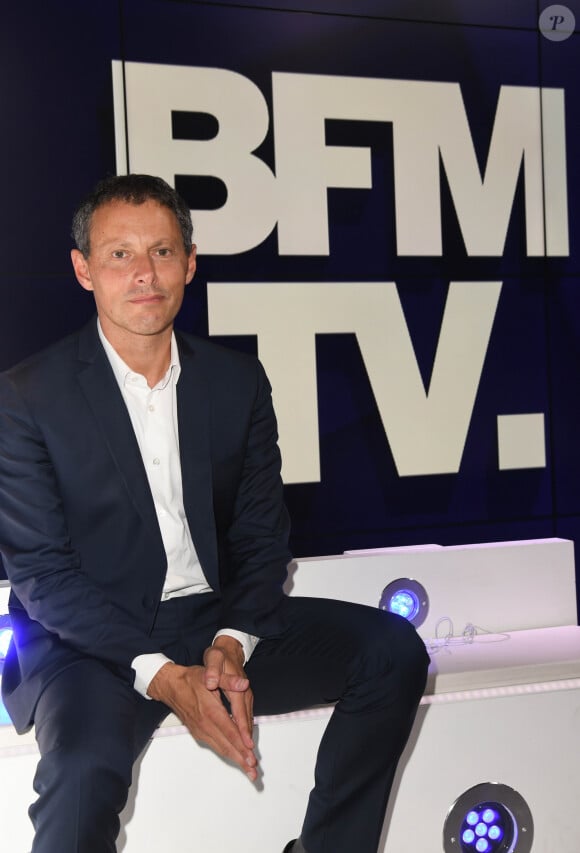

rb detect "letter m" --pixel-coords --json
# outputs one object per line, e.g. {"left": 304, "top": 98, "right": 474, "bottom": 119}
{"left": 394, "top": 84, "right": 568, "bottom": 256}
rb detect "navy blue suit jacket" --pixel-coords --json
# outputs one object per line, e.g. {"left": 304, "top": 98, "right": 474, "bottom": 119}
{"left": 0, "top": 319, "right": 291, "bottom": 733}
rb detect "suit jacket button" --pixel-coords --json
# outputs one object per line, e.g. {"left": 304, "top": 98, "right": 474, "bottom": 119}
{"left": 142, "top": 595, "right": 155, "bottom": 611}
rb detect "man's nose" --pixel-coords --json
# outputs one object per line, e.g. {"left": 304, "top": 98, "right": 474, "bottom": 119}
{"left": 133, "top": 253, "right": 156, "bottom": 284}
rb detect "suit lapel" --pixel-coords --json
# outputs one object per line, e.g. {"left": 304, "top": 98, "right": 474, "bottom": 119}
{"left": 176, "top": 334, "right": 219, "bottom": 587}
{"left": 75, "top": 320, "right": 161, "bottom": 536}
{"left": 73, "top": 321, "right": 218, "bottom": 584}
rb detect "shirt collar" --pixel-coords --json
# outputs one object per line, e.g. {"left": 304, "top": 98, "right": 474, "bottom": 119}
{"left": 97, "top": 318, "right": 181, "bottom": 391}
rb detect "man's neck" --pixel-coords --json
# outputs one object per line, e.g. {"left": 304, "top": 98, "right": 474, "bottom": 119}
{"left": 99, "top": 321, "right": 174, "bottom": 389}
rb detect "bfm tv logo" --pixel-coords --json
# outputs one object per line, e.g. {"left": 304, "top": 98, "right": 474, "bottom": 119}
{"left": 113, "top": 62, "right": 569, "bottom": 484}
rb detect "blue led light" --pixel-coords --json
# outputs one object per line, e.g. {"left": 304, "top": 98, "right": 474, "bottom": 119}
{"left": 445, "top": 785, "right": 532, "bottom": 853}
{"left": 389, "top": 590, "right": 419, "bottom": 620}
{"left": 0, "top": 703, "right": 11, "bottom": 725}
{"left": 458, "top": 801, "right": 513, "bottom": 853}
{"left": 379, "top": 579, "right": 428, "bottom": 628}
{"left": 0, "top": 627, "right": 12, "bottom": 659}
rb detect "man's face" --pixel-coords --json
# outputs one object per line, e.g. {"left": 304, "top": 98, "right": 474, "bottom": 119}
{"left": 71, "top": 199, "right": 196, "bottom": 346}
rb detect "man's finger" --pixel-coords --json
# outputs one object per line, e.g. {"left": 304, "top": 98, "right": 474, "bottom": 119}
{"left": 228, "top": 688, "right": 255, "bottom": 749}
{"left": 186, "top": 693, "right": 257, "bottom": 778}
{"left": 203, "top": 646, "right": 224, "bottom": 689}
{"left": 203, "top": 646, "right": 250, "bottom": 692}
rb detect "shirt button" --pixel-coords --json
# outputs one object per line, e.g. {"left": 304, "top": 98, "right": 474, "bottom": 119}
{"left": 152, "top": 457, "right": 160, "bottom": 466}
{"left": 148, "top": 405, "right": 155, "bottom": 412}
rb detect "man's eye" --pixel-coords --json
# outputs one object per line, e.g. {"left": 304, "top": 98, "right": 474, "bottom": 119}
{"left": 156, "top": 247, "right": 171, "bottom": 257}
{"left": 112, "top": 250, "right": 127, "bottom": 259}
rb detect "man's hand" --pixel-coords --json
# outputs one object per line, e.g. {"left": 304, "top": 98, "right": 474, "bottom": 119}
{"left": 147, "top": 640, "right": 257, "bottom": 781}
{"left": 208, "top": 634, "right": 255, "bottom": 752}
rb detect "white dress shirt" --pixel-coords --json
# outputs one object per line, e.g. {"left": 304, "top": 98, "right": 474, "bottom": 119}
{"left": 97, "top": 322, "right": 258, "bottom": 697}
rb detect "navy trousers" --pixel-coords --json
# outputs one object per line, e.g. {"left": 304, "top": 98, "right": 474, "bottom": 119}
{"left": 29, "top": 595, "right": 429, "bottom": 853}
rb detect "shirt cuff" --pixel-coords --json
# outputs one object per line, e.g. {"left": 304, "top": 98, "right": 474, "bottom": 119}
{"left": 132, "top": 652, "right": 174, "bottom": 699}
{"left": 213, "top": 629, "right": 260, "bottom": 664}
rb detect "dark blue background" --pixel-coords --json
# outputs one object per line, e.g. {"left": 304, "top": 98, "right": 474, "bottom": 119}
{"left": 0, "top": 0, "right": 578, "bottom": 616}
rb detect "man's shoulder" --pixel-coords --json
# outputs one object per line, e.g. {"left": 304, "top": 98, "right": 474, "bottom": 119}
{"left": 0, "top": 323, "right": 92, "bottom": 394}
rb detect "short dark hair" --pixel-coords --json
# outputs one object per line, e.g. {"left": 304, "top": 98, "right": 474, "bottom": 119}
{"left": 71, "top": 174, "right": 193, "bottom": 257}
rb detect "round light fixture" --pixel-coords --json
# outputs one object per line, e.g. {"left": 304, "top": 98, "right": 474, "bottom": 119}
{"left": 443, "top": 783, "right": 533, "bottom": 853}
{"left": 379, "top": 578, "right": 429, "bottom": 627}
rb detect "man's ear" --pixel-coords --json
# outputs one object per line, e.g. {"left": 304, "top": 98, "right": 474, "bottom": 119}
{"left": 71, "top": 249, "right": 94, "bottom": 291}
{"left": 185, "top": 244, "right": 197, "bottom": 285}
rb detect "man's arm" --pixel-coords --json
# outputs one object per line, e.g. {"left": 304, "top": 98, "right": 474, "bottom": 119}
{"left": 0, "top": 372, "right": 160, "bottom": 672}
{"left": 192, "top": 359, "right": 290, "bottom": 778}
{"left": 143, "top": 356, "right": 290, "bottom": 778}
{"left": 215, "top": 359, "right": 292, "bottom": 636}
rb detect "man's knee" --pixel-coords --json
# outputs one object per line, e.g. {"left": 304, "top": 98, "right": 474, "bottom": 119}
{"left": 374, "top": 611, "right": 430, "bottom": 697}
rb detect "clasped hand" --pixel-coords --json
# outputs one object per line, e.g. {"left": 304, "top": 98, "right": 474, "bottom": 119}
{"left": 147, "top": 637, "right": 257, "bottom": 781}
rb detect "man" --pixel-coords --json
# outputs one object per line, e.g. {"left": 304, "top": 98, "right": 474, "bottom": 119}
{"left": 0, "top": 174, "right": 429, "bottom": 853}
